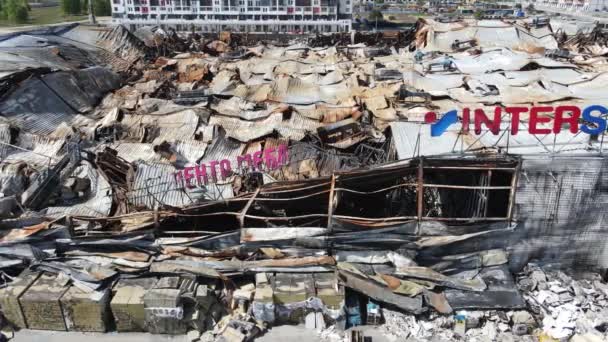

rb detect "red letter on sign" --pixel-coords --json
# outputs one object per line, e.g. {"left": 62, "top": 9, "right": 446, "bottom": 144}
{"left": 174, "top": 171, "right": 184, "bottom": 187}
{"left": 264, "top": 147, "right": 277, "bottom": 170}
{"left": 209, "top": 160, "right": 219, "bottom": 182}
{"left": 219, "top": 159, "right": 232, "bottom": 180}
{"left": 237, "top": 154, "right": 252, "bottom": 170}
{"left": 505, "top": 107, "right": 527, "bottom": 135}
{"left": 529, "top": 106, "right": 553, "bottom": 134}
{"left": 195, "top": 163, "right": 208, "bottom": 185}
{"left": 252, "top": 151, "right": 264, "bottom": 171}
{"left": 183, "top": 167, "right": 195, "bottom": 188}
{"left": 462, "top": 108, "right": 470, "bottom": 133}
{"left": 474, "top": 107, "right": 501, "bottom": 135}
{"left": 277, "top": 144, "right": 288, "bottom": 166}
{"left": 553, "top": 106, "right": 581, "bottom": 134}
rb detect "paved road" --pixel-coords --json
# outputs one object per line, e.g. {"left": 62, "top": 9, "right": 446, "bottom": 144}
{"left": 11, "top": 324, "right": 393, "bottom": 341}
{"left": 0, "top": 17, "right": 113, "bottom": 35}
{"left": 11, "top": 325, "right": 322, "bottom": 342}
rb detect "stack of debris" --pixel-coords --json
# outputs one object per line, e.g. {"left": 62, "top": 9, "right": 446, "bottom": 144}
{"left": 2, "top": 15, "right": 608, "bottom": 342}
{"left": 517, "top": 265, "right": 608, "bottom": 341}
{"left": 563, "top": 26, "right": 608, "bottom": 56}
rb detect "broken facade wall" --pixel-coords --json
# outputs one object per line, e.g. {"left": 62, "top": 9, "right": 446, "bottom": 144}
{"left": 509, "top": 156, "right": 608, "bottom": 271}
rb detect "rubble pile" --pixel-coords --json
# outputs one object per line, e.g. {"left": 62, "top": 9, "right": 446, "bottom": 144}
{"left": 563, "top": 26, "right": 608, "bottom": 56}
{"left": 1, "top": 15, "right": 608, "bottom": 341}
{"left": 517, "top": 265, "right": 608, "bottom": 341}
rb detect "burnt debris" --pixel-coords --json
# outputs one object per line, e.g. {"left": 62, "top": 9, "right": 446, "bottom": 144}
{"left": 0, "top": 17, "right": 608, "bottom": 342}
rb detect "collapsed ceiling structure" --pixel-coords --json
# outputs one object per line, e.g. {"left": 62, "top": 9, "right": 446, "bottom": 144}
{"left": 0, "top": 18, "right": 608, "bottom": 341}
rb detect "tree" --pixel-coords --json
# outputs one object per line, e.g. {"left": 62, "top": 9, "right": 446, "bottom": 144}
{"left": 83, "top": 0, "right": 88, "bottom": 13}
{"left": 526, "top": 3, "right": 534, "bottom": 12}
{"left": 61, "top": 0, "right": 82, "bottom": 14}
{"left": 369, "top": 9, "right": 383, "bottom": 20}
{"left": 93, "top": 0, "right": 111, "bottom": 16}
{"left": 61, "top": 0, "right": 69, "bottom": 13}
{"left": 20, "top": 0, "right": 30, "bottom": 11}
{"left": 0, "top": 0, "right": 5, "bottom": 19}
{"left": 514, "top": 3, "right": 521, "bottom": 9}
{"left": 4, "top": 0, "right": 29, "bottom": 23}
{"left": 14, "top": 3, "right": 27, "bottom": 21}
{"left": 473, "top": 9, "right": 483, "bottom": 19}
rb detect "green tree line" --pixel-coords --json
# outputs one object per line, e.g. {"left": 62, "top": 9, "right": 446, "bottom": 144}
{"left": 0, "top": 0, "right": 29, "bottom": 23}
{"left": 61, "top": 0, "right": 112, "bottom": 16}
{"left": 1, "top": 0, "right": 111, "bottom": 24}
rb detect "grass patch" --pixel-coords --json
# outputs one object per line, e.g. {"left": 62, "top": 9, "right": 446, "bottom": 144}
{"left": 0, "top": 6, "right": 88, "bottom": 27}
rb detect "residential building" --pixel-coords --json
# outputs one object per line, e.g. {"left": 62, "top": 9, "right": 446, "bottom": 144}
{"left": 111, "top": 0, "right": 353, "bottom": 32}
{"left": 526, "top": 0, "right": 608, "bottom": 12}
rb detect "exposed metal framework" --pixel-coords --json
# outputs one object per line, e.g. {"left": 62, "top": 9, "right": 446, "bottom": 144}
{"left": 67, "top": 156, "right": 521, "bottom": 238}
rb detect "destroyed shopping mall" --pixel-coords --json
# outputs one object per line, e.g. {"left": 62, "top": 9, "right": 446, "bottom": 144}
{"left": 1, "top": 19, "right": 608, "bottom": 342}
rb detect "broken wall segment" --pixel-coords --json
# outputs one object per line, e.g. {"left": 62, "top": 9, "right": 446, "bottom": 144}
{"left": 0, "top": 271, "right": 40, "bottom": 329}
{"left": 19, "top": 273, "right": 70, "bottom": 331}
{"left": 60, "top": 287, "right": 112, "bottom": 332}
{"left": 111, "top": 278, "right": 158, "bottom": 332}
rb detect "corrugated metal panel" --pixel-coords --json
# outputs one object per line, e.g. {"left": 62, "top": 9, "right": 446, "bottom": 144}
{"left": 243, "top": 141, "right": 263, "bottom": 156}
{"left": 0, "top": 76, "right": 100, "bottom": 135}
{"left": 200, "top": 134, "right": 245, "bottom": 164}
{"left": 0, "top": 34, "right": 52, "bottom": 48}
{"left": 403, "top": 71, "right": 463, "bottom": 96}
{"left": 0, "top": 77, "right": 75, "bottom": 133}
{"left": 0, "top": 124, "right": 11, "bottom": 159}
{"left": 1, "top": 136, "right": 65, "bottom": 168}
{"left": 208, "top": 115, "right": 278, "bottom": 142}
{"left": 126, "top": 161, "right": 230, "bottom": 209}
{"left": 267, "top": 76, "right": 351, "bottom": 105}
{"left": 210, "top": 97, "right": 278, "bottom": 120}
{"left": 175, "top": 140, "right": 208, "bottom": 164}
{"left": 0, "top": 48, "right": 72, "bottom": 75}
{"left": 4, "top": 112, "right": 95, "bottom": 136}
{"left": 97, "top": 25, "right": 148, "bottom": 64}
{"left": 428, "top": 27, "right": 476, "bottom": 52}
{"left": 276, "top": 112, "right": 321, "bottom": 141}
{"left": 75, "top": 67, "right": 121, "bottom": 96}
{"left": 476, "top": 122, "right": 590, "bottom": 155}
{"left": 122, "top": 109, "right": 200, "bottom": 142}
{"left": 452, "top": 49, "right": 530, "bottom": 74}
{"left": 568, "top": 73, "right": 608, "bottom": 100}
{"left": 40, "top": 72, "right": 97, "bottom": 113}
{"left": 128, "top": 162, "right": 203, "bottom": 209}
{"left": 109, "top": 143, "right": 165, "bottom": 164}
{"left": 512, "top": 156, "right": 608, "bottom": 268}
{"left": 390, "top": 122, "right": 465, "bottom": 159}
{"left": 209, "top": 112, "right": 320, "bottom": 142}
{"left": 59, "top": 25, "right": 105, "bottom": 46}
{"left": 476, "top": 26, "right": 520, "bottom": 49}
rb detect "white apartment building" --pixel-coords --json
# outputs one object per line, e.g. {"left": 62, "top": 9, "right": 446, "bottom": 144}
{"left": 111, "top": 0, "right": 353, "bottom": 32}
{"left": 526, "top": 0, "right": 608, "bottom": 12}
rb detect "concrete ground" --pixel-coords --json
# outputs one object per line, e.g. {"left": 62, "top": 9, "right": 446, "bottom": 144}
{"left": 0, "top": 17, "right": 113, "bottom": 34}
{"left": 10, "top": 325, "right": 322, "bottom": 341}
{"left": 10, "top": 325, "right": 391, "bottom": 341}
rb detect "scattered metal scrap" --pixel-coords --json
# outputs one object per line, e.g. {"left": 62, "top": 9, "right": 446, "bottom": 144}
{"left": 1, "top": 17, "right": 608, "bottom": 341}
{"left": 563, "top": 26, "right": 608, "bottom": 56}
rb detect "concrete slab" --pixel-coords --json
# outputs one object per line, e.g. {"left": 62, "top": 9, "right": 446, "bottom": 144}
{"left": 13, "top": 330, "right": 188, "bottom": 342}
{"left": 13, "top": 325, "right": 323, "bottom": 342}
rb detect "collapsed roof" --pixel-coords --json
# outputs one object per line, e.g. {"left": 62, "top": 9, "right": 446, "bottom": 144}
{"left": 1, "top": 19, "right": 608, "bottom": 331}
